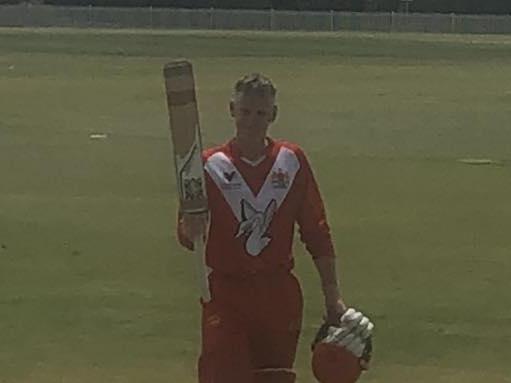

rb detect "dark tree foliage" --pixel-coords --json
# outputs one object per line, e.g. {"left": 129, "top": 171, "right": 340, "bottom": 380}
{"left": 213, "top": 0, "right": 272, "bottom": 9}
{"left": 0, "top": 0, "right": 28, "bottom": 4}
{"left": 42, "top": 0, "right": 210, "bottom": 6}
{"left": 412, "top": 0, "right": 510, "bottom": 14}
{"left": 36, "top": 0, "right": 511, "bottom": 14}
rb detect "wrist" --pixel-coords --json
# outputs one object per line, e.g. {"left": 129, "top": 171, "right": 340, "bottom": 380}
{"left": 324, "top": 303, "right": 346, "bottom": 325}
{"left": 323, "top": 288, "right": 347, "bottom": 323}
{"left": 322, "top": 283, "right": 340, "bottom": 303}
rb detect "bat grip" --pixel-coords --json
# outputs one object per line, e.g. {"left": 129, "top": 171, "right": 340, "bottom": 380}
{"left": 193, "top": 237, "right": 211, "bottom": 303}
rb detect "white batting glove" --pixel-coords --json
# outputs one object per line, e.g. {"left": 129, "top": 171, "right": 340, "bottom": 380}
{"left": 324, "top": 308, "right": 374, "bottom": 358}
{"left": 341, "top": 308, "right": 374, "bottom": 339}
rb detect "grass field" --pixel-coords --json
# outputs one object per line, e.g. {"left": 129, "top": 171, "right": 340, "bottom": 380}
{"left": 1, "top": 28, "right": 511, "bottom": 383}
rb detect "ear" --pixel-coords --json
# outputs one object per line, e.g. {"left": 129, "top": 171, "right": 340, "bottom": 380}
{"left": 229, "top": 101, "right": 235, "bottom": 118}
{"left": 270, "top": 105, "right": 278, "bottom": 122}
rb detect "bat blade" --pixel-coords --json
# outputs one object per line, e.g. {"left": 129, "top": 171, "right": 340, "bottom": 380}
{"left": 164, "top": 60, "right": 211, "bottom": 302}
{"left": 164, "top": 60, "right": 208, "bottom": 214}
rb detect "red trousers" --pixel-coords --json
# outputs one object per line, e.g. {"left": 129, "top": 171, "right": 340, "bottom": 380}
{"left": 198, "top": 271, "right": 303, "bottom": 383}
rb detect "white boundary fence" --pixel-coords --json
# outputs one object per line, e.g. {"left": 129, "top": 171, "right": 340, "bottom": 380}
{"left": 1, "top": 4, "right": 511, "bottom": 34}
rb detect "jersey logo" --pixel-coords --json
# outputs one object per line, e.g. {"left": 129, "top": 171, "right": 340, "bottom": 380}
{"left": 235, "top": 199, "right": 276, "bottom": 256}
{"left": 224, "top": 171, "right": 236, "bottom": 182}
{"left": 220, "top": 170, "right": 242, "bottom": 190}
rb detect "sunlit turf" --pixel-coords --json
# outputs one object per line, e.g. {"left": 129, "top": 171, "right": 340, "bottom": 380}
{"left": 1, "top": 28, "right": 510, "bottom": 382}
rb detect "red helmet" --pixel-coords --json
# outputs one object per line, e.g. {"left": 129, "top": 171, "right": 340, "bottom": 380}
{"left": 311, "top": 341, "right": 362, "bottom": 383}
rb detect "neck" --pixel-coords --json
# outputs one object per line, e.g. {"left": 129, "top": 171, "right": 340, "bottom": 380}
{"left": 235, "top": 137, "right": 267, "bottom": 161}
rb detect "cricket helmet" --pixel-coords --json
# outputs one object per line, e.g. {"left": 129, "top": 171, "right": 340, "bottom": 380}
{"left": 311, "top": 341, "right": 362, "bottom": 383}
{"left": 311, "top": 320, "right": 373, "bottom": 383}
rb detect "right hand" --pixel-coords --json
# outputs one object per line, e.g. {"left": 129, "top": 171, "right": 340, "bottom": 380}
{"left": 340, "top": 308, "right": 374, "bottom": 340}
{"left": 182, "top": 212, "right": 209, "bottom": 242}
{"left": 329, "top": 308, "right": 374, "bottom": 361}
{"left": 312, "top": 308, "right": 374, "bottom": 371}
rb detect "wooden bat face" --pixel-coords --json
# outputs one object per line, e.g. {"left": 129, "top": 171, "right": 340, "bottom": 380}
{"left": 164, "top": 60, "right": 208, "bottom": 213}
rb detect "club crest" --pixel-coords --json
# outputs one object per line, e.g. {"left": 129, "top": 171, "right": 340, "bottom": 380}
{"left": 271, "top": 168, "right": 290, "bottom": 189}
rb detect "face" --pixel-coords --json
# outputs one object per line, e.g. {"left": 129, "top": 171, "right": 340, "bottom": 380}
{"left": 230, "top": 92, "right": 277, "bottom": 144}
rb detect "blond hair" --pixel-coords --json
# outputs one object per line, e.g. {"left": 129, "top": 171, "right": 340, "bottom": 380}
{"left": 233, "top": 73, "right": 277, "bottom": 99}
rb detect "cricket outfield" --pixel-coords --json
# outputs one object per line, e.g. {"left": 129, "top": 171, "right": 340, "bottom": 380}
{"left": 0, "top": 28, "right": 510, "bottom": 383}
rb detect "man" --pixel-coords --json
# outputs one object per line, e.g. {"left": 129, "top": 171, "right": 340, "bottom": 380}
{"left": 178, "top": 73, "right": 370, "bottom": 383}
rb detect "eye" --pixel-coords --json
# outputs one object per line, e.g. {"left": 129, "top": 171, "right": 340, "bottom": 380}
{"left": 257, "top": 110, "right": 267, "bottom": 117}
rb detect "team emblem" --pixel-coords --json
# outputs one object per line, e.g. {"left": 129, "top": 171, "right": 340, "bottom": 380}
{"left": 235, "top": 199, "right": 276, "bottom": 256}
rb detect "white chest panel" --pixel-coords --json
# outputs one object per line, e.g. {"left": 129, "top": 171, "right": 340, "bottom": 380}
{"left": 205, "top": 147, "right": 301, "bottom": 223}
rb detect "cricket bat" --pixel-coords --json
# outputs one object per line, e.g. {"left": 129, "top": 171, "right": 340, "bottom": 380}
{"left": 163, "top": 60, "right": 211, "bottom": 302}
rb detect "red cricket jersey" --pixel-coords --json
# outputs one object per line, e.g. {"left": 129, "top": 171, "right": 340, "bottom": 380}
{"left": 178, "top": 138, "right": 335, "bottom": 276}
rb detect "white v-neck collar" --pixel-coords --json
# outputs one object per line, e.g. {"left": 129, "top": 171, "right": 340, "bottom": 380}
{"left": 235, "top": 137, "right": 270, "bottom": 167}
{"left": 240, "top": 155, "right": 266, "bottom": 167}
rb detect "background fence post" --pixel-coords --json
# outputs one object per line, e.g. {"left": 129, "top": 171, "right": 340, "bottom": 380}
{"left": 270, "top": 8, "right": 274, "bottom": 31}
{"left": 23, "top": 2, "right": 30, "bottom": 27}
{"left": 330, "top": 9, "right": 334, "bottom": 31}
{"left": 489, "top": 15, "right": 495, "bottom": 34}
{"left": 149, "top": 5, "right": 153, "bottom": 29}
{"left": 450, "top": 12, "right": 456, "bottom": 33}
{"left": 88, "top": 4, "right": 92, "bottom": 28}
{"left": 390, "top": 11, "right": 395, "bottom": 32}
{"left": 209, "top": 7, "right": 214, "bottom": 30}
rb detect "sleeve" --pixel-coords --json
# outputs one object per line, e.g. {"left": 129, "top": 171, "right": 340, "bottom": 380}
{"left": 296, "top": 151, "right": 336, "bottom": 259}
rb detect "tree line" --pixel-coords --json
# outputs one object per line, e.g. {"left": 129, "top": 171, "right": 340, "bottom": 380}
{"left": 4, "top": 0, "right": 511, "bottom": 15}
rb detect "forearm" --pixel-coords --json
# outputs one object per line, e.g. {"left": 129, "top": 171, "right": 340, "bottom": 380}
{"left": 313, "top": 256, "right": 347, "bottom": 321}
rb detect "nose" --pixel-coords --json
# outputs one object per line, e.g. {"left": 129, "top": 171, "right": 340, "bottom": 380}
{"left": 239, "top": 116, "right": 256, "bottom": 129}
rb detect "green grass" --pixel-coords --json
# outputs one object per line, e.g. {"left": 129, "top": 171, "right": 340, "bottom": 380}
{"left": 1, "top": 28, "right": 510, "bottom": 383}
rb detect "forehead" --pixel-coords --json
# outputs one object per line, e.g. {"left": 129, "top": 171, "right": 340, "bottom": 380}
{"left": 233, "top": 92, "right": 275, "bottom": 109}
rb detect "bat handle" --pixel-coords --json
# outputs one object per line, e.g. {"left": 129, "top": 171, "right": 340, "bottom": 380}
{"left": 193, "top": 237, "right": 211, "bottom": 303}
